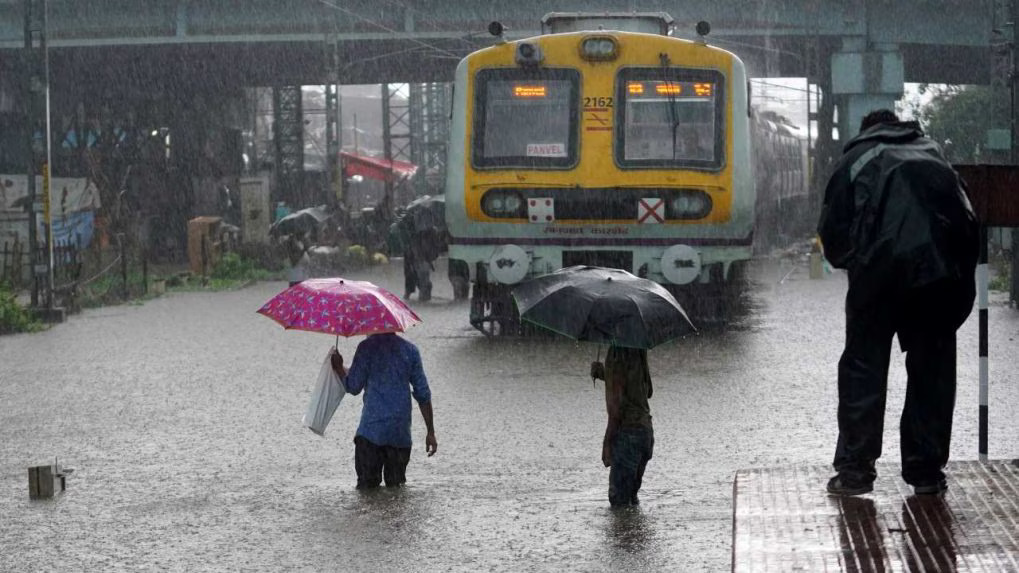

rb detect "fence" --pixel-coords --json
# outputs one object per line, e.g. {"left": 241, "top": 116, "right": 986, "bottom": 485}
{"left": 0, "top": 237, "right": 82, "bottom": 297}
{"left": 1, "top": 238, "right": 25, "bottom": 288}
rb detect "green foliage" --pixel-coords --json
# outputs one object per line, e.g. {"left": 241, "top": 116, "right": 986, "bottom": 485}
{"left": 346, "top": 245, "right": 369, "bottom": 266}
{"left": 914, "top": 85, "right": 1010, "bottom": 163}
{"left": 78, "top": 270, "right": 148, "bottom": 308}
{"left": 211, "top": 253, "right": 274, "bottom": 281}
{"left": 0, "top": 282, "right": 41, "bottom": 334}
{"left": 989, "top": 255, "right": 1012, "bottom": 292}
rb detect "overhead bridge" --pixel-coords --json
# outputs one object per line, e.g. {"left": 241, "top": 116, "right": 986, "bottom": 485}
{"left": 0, "top": 0, "right": 1000, "bottom": 86}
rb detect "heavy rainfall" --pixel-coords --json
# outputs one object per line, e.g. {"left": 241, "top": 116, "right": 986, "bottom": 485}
{"left": 1, "top": 2, "right": 1018, "bottom": 571}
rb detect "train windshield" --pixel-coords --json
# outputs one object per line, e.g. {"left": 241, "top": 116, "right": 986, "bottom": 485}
{"left": 616, "top": 68, "right": 726, "bottom": 169}
{"left": 472, "top": 68, "right": 579, "bottom": 169}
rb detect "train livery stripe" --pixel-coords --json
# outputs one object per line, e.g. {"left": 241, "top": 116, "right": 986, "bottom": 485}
{"left": 449, "top": 235, "right": 753, "bottom": 247}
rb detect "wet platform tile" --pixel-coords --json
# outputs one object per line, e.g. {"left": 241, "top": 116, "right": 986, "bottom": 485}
{"left": 732, "top": 460, "right": 1019, "bottom": 572}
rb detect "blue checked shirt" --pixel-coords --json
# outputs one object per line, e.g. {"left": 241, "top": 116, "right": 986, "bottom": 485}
{"left": 344, "top": 333, "right": 431, "bottom": 448}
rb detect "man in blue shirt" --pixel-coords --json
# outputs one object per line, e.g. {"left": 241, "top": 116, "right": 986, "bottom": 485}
{"left": 332, "top": 333, "right": 436, "bottom": 489}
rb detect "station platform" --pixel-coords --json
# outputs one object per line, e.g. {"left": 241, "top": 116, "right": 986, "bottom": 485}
{"left": 732, "top": 460, "right": 1019, "bottom": 572}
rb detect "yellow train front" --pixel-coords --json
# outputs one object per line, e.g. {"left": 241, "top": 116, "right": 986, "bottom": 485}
{"left": 445, "top": 14, "right": 754, "bottom": 334}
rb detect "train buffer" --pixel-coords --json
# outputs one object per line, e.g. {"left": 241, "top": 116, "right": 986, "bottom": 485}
{"left": 731, "top": 460, "right": 1019, "bottom": 571}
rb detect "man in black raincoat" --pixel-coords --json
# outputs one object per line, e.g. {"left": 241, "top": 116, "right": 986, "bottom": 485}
{"left": 818, "top": 109, "right": 978, "bottom": 496}
{"left": 390, "top": 199, "right": 445, "bottom": 302}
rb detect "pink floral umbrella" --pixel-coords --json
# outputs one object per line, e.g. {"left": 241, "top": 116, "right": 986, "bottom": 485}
{"left": 257, "top": 278, "right": 421, "bottom": 338}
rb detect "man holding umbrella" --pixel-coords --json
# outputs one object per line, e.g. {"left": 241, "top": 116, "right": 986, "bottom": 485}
{"left": 256, "top": 278, "right": 437, "bottom": 489}
{"left": 331, "top": 336, "right": 437, "bottom": 489}
{"left": 511, "top": 266, "right": 694, "bottom": 507}
{"left": 591, "top": 347, "right": 654, "bottom": 507}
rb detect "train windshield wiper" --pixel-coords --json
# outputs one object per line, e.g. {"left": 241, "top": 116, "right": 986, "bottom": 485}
{"left": 659, "top": 63, "right": 681, "bottom": 161}
{"left": 667, "top": 82, "right": 680, "bottom": 160}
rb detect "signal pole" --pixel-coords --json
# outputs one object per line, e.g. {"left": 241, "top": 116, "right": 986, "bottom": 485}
{"left": 1012, "top": 0, "right": 1019, "bottom": 306}
{"left": 23, "top": 0, "right": 53, "bottom": 309}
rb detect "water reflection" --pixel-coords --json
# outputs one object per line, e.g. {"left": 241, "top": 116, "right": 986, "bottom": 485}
{"left": 605, "top": 506, "right": 654, "bottom": 553}
{"left": 835, "top": 497, "right": 887, "bottom": 572}
{"left": 901, "top": 496, "right": 957, "bottom": 572}
{"left": 833, "top": 495, "right": 960, "bottom": 572}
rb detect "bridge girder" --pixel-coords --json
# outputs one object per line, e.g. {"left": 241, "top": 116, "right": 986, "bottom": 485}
{"left": 0, "top": 1, "right": 1000, "bottom": 85}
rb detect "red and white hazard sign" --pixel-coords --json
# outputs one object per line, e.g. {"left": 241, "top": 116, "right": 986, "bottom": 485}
{"left": 528, "top": 197, "right": 555, "bottom": 223}
{"left": 637, "top": 198, "right": 665, "bottom": 224}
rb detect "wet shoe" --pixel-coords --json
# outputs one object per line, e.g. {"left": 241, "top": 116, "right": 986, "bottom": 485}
{"left": 912, "top": 479, "right": 948, "bottom": 495}
{"left": 826, "top": 474, "right": 873, "bottom": 496}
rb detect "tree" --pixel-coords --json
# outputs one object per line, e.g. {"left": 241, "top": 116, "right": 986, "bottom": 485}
{"left": 913, "top": 84, "right": 1010, "bottom": 164}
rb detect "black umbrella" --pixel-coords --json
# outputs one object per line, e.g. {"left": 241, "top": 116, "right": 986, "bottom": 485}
{"left": 269, "top": 205, "right": 332, "bottom": 238}
{"left": 404, "top": 194, "right": 445, "bottom": 233}
{"left": 511, "top": 266, "right": 696, "bottom": 349}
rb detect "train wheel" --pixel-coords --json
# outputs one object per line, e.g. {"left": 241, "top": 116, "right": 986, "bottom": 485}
{"left": 469, "top": 283, "right": 521, "bottom": 336}
{"left": 448, "top": 259, "right": 470, "bottom": 300}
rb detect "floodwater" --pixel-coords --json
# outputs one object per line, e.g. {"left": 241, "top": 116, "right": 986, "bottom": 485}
{"left": 2, "top": 257, "right": 1017, "bottom": 571}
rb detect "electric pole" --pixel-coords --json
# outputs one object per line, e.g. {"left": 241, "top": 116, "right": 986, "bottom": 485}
{"left": 23, "top": 0, "right": 53, "bottom": 309}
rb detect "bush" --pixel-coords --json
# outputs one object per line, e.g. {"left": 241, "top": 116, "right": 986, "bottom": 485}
{"left": 211, "top": 253, "right": 274, "bottom": 281}
{"left": 346, "top": 245, "right": 368, "bottom": 266}
{"left": 234, "top": 242, "right": 288, "bottom": 272}
{"left": 989, "top": 268, "right": 1011, "bottom": 292}
{"left": 0, "top": 282, "right": 40, "bottom": 334}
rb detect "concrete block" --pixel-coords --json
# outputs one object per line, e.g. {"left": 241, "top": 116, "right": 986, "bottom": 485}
{"left": 29, "top": 306, "right": 66, "bottom": 324}
{"left": 28, "top": 463, "right": 68, "bottom": 499}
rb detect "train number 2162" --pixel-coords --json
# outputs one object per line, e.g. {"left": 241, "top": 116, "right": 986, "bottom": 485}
{"left": 583, "top": 97, "right": 613, "bottom": 108}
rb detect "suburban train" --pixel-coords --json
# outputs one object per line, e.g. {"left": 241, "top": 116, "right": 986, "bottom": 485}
{"left": 444, "top": 12, "right": 810, "bottom": 334}
{"left": 751, "top": 109, "right": 811, "bottom": 253}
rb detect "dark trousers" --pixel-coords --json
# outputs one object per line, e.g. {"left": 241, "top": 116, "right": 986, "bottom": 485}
{"left": 609, "top": 426, "right": 654, "bottom": 506}
{"left": 354, "top": 436, "right": 412, "bottom": 489}
{"left": 833, "top": 295, "right": 957, "bottom": 486}
{"left": 402, "top": 254, "right": 433, "bottom": 301}
{"left": 403, "top": 254, "right": 418, "bottom": 298}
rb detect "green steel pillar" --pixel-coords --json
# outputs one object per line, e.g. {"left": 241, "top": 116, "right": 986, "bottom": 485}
{"left": 272, "top": 85, "right": 304, "bottom": 207}
{"left": 325, "top": 38, "right": 343, "bottom": 206}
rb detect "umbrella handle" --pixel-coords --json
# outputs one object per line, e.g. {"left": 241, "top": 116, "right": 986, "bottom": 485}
{"left": 335, "top": 334, "right": 339, "bottom": 350}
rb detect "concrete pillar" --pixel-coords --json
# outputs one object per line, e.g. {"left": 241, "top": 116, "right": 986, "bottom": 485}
{"left": 830, "top": 40, "right": 904, "bottom": 139}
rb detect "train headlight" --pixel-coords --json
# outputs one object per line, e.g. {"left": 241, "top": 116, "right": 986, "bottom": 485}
{"left": 670, "top": 191, "right": 713, "bottom": 219}
{"left": 482, "top": 190, "right": 525, "bottom": 218}
{"left": 580, "top": 36, "right": 618, "bottom": 61}
{"left": 504, "top": 194, "right": 523, "bottom": 212}
{"left": 515, "top": 42, "right": 544, "bottom": 66}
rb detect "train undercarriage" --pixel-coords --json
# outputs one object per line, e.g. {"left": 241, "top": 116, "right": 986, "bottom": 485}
{"left": 460, "top": 259, "right": 750, "bottom": 337}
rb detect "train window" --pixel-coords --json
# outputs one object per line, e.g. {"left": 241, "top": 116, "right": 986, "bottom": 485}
{"left": 471, "top": 68, "right": 579, "bottom": 169}
{"left": 615, "top": 67, "right": 725, "bottom": 170}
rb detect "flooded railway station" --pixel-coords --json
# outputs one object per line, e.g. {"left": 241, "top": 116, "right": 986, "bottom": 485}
{"left": 2, "top": 258, "right": 1018, "bottom": 571}
{"left": 2, "top": 2, "right": 1019, "bottom": 571}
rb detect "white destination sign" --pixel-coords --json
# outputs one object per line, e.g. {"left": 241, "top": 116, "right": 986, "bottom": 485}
{"left": 525, "top": 143, "right": 567, "bottom": 158}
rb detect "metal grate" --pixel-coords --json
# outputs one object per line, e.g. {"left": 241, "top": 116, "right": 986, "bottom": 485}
{"left": 732, "top": 460, "right": 1019, "bottom": 572}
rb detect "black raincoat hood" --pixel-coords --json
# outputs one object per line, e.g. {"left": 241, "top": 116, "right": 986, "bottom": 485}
{"left": 843, "top": 121, "right": 924, "bottom": 153}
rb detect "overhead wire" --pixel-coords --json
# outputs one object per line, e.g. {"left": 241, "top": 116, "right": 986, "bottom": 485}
{"left": 750, "top": 78, "right": 813, "bottom": 94}
{"left": 314, "top": 0, "right": 463, "bottom": 60}
{"left": 375, "top": 0, "right": 489, "bottom": 48}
